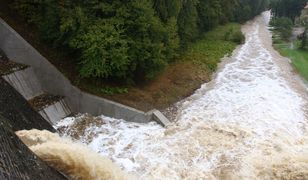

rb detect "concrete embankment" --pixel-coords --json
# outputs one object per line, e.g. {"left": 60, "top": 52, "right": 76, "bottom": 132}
{"left": 0, "top": 18, "right": 170, "bottom": 126}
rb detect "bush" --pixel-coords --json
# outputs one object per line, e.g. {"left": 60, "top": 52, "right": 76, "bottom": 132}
{"left": 232, "top": 31, "right": 245, "bottom": 44}
{"left": 224, "top": 28, "right": 245, "bottom": 44}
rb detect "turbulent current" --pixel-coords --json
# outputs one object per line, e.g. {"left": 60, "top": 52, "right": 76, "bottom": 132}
{"left": 56, "top": 12, "right": 308, "bottom": 179}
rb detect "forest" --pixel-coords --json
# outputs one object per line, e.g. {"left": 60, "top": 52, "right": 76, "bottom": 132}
{"left": 270, "top": 0, "right": 307, "bottom": 22}
{"left": 10, "top": 0, "right": 269, "bottom": 83}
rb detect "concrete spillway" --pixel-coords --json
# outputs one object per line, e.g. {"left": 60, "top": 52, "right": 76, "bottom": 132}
{"left": 0, "top": 16, "right": 170, "bottom": 125}
{"left": 38, "top": 99, "right": 71, "bottom": 125}
{"left": 56, "top": 11, "right": 308, "bottom": 179}
{"left": 0, "top": 60, "right": 71, "bottom": 124}
{"left": 3, "top": 67, "right": 43, "bottom": 100}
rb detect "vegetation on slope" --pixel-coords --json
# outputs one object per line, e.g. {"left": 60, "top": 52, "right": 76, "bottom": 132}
{"left": 8, "top": 0, "right": 268, "bottom": 83}
{"left": 274, "top": 40, "right": 308, "bottom": 81}
{"left": 78, "top": 23, "right": 243, "bottom": 110}
{"left": 270, "top": 0, "right": 308, "bottom": 81}
{"left": 184, "top": 23, "right": 244, "bottom": 72}
{"left": 0, "top": 0, "right": 267, "bottom": 110}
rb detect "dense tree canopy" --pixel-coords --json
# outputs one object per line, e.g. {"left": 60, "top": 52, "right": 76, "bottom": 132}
{"left": 270, "top": 0, "right": 307, "bottom": 22}
{"left": 12, "top": 0, "right": 269, "bottom": 82}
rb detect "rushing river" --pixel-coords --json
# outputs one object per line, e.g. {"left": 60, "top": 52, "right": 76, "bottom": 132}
{"left": 56, "top": 12, "right": 308, "bottom": 179}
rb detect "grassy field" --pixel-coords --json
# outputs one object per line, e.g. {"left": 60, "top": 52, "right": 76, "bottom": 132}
{"left": 274, "top": 40, "right": 308, "bottom": 81}
{"left": 0, "top": 3, "right": 243, "bottom": 110}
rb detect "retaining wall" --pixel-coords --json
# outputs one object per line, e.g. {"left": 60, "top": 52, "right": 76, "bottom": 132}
{"left": 3, "top": 67, "right": 43, "bottom": 100}
{"left": 0, "top": 18, "right": 169, "bottom": 125}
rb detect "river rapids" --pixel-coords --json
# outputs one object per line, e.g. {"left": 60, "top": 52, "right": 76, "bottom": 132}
{"left": 56, "top": 12, "right": 308, "bottom": 179}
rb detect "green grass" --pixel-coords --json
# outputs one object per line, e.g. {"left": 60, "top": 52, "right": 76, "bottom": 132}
{"left": 274, "top": 40, "right": 308, "bottom": 81}
{"left": 183, "top": 23, "right": 243, "bottom": 72}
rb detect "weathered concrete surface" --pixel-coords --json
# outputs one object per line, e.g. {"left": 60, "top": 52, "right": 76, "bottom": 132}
{"left": 0, "top": 18, "right": 169, "bottom": 124}
{"left": 3, "top": 67, "right": 43, "bottom": 100}
{"left": 79, "top": 92, "right": 152, "bottom": 123}
{"left": 1, "top": 67, "right": 72, "bottom": 124}
{"left": 39, "top": 99, "right": 72, "bottom": 125}
{"left": 0, "top": 77, "right": 55, "bottom": 131}
{"left": 152, "top": 110, "right": 172, "bottom": 127}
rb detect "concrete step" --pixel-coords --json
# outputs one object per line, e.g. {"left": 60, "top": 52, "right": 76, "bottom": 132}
{"left": 1, "top": 61, "right": 43, "bottom": 100}
{"left": 152, "top": 110, "right": 172, "bottom": 127}
{"left": 28, "top": 94, "right": 71, "bottom": 125}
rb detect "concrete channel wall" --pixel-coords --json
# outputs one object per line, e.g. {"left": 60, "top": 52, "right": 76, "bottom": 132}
{"left": 3, "top": 67, "right": 43, "bottom": 100}
{"left": 0, "top": 18, "right": 170, "bottom": 125}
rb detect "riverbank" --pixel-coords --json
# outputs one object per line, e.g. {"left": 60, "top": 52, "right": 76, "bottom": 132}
{"left": 272, "top": 31, "right": 308, "bottom": 82}
{"left": 0, "top": 2, "right": 242, "bottom": 111}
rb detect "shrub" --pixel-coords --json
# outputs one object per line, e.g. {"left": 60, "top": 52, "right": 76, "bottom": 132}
{"left": 224, "top": 28, "right": 244, "bottom": 44}
{"left": 232, "top": 31, "right": 245, "bottom": 44}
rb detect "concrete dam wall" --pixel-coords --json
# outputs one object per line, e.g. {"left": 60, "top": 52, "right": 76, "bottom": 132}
{"left": 0, "top": 18, "right": 170, "bottom": 125}
{"left": 0, "top": 56, "right": 72, "bottom": 124}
